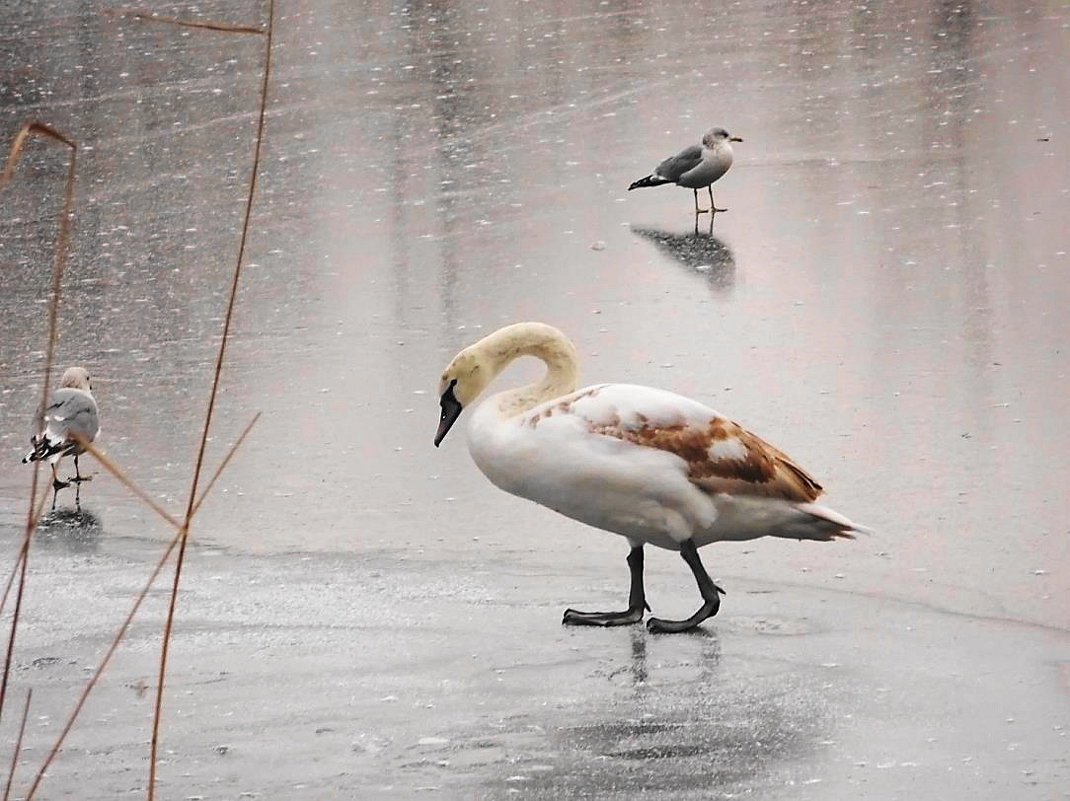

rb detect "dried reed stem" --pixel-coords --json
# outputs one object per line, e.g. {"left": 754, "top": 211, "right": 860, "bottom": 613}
{"left": 4, "top": 17, "right": 270, "bottom": 796}
{"left": 0, "top": 122, "right": 76, "bottom": 730}
{"left": 147, "top": 3, "right": 274, "bottom": 797}
{"left": 0, "top": 122, "right": 77, "bottom": 187}
{"left": 22, "top": 533, "right": 181, "bottom": 799}
{"left": 72, "top": 437, "right": 182, "bottom": 530}
{"left": 106, "top": 8, "right": 265, "bottom": 34}
{"left": 2, "top": 688, "right": 32, "bottom": 801}
{"left": 0, "top": 480, "right": 52, "bottom": 623}
{"left": 192, "top": 412, "right": 262, "bottom": 517}
{"left": 23, "top": 414, "right": 262, "bottom": 798}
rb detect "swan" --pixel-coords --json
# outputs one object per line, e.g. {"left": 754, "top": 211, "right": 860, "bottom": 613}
{"left": 628, "top": 127, "right": 743, "bottom": 215}
{"left": 22, "top": 366, "right": 99, "bottom": 509}
{"left": 434, "top": 323, "right": 863, "bottom": 633}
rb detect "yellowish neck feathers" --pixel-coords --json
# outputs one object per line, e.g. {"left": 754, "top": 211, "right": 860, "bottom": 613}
{"left": 450, "top": 322, "right": 580, "bottom": 417}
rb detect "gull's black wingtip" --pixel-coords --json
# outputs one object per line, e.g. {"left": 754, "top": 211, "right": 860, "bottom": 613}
{"left": 628, "top": 175, "right": 661, "bottom": 191}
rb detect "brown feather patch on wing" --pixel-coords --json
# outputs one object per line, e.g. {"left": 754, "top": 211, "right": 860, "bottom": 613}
{"left": 527, "top": 386, "right": 603, "bottom": 428}
{"left": 592, "top": 416, "right": 823, "bottom": 503}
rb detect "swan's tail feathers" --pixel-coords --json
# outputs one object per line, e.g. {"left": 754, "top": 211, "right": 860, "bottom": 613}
{"left": 708, "top": 496, "right": 870, "bottom": 544}
{"left": 795, "top": 503, "right": 872, "bottom": 541}
{"left": 628, "top": 174, "right": 670, "bottom": 191}
{"left": 22, "top": 434, "right": 70, "bottom": 465}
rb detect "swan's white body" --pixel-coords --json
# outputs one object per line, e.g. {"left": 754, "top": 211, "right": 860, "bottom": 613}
{"left": 438, "top": 323, "right": 859, "bottom": 548}
{"left": 468, "top": 382, "right": 855, "bottom": 552}
{"left": 435, "top": 323, "right": 862, "bottom": 630}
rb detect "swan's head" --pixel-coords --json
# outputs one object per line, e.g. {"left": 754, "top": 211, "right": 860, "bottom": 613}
{"left": 434, "top": 322, "right": 578, "bottom": 447}
{"left": 702, "top": 127, "right": 743, "bottom": 147}
{"left": 434, "top": 348, "right": 493, "bottom": 447}
{"left": 60, "top": 366, "right": 92, "bottom": 392}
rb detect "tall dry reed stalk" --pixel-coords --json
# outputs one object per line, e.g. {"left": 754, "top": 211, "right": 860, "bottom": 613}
{"left": 1, "top": 3, "right": 276, "bottom": 797}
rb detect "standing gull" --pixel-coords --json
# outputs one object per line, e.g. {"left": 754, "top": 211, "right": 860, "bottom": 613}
{"left": 22, "top": 366, "right": 100, "bottom": 509}
{"left": 628, "top": 127, "right": 743, "bottom": 214}
{"left": 434, "top": 323, "right": 864, "bottom": 634}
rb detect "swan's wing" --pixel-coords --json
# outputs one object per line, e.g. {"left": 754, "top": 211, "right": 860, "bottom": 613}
{"left": 653, "top": 145, "right": 703, "bottom": 183}
{"left": 526, "top": 383, "right": 823, "bottom": 503}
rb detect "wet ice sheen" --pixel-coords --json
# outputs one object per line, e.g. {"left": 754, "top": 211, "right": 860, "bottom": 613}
{"left": 0, "top": 0, "right": 1067, "bottom": 798}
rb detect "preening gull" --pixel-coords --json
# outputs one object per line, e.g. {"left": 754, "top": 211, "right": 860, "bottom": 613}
{"left": 22, "top": 366, "right": 100, "bottom": 509}
{"left": 628, "top": 127, "right": 743, "bottom": 214}
{"left": 434, "top": 322, "right": 864, "bottom": 634}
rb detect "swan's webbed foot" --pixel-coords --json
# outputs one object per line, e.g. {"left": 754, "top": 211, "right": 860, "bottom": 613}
{"left": 646, "top": 595, "right": 722, "bottom": 633}
{"left": 563, "top": 605, "right": 646, "bottom": 627}
{"left": 562, "top": 545, "right": 648, "bottom": 628}
{"left": 646, "top": 538, "right": 725, "bottom": 634}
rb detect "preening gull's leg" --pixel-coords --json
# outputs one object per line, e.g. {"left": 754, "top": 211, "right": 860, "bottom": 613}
{"left": 50, "top": 463, "right": 69, "bottom": 511}
{"left": 70, "top": 454, "right": 92, "bottom": 484}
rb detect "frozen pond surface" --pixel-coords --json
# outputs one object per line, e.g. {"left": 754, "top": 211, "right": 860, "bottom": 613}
{"left": 0, "top": 0, "right": 1067, "bottom": 798}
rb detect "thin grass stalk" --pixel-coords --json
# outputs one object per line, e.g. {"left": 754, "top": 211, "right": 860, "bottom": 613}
{"left": 0, "top": 123, "right": 76, "bottom": 728}
{"left": 3, "top": 25, "right": 269, "bottom": 796}
{"left": 191, "top": 412, "right": 261, "bottom": 517}
{"left": 2, "top": 688, "right": 32, "bottom": 801}
{"left": 12, "top": 15, "right": 269, "bottom": 792}
{"left": 0, "top": 122, "right": 77, "bottom": 186}
{"left": 72, "top": 437, "right": 182, "bottom": 530}
{"left": 146, "top": 3, "right": 274, "bottom": 796}
{"left": 0, "top": 480, "right": 52, "bottom": 623}
{"left": 22, "top": 532, "right": 183, "bottom": 800}
{"left": 21, "top": 406, "right": 260, "bottom": 797}
{"left": 105, "top": 8, "right": 265, "bottom": 34}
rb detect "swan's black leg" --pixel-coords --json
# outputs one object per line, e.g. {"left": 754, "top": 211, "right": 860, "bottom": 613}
{"left": 563, "top": 546, "right": 649, "bottom": 627}
{"left": 646, "top": 539, "right": 725, "bottom": 634}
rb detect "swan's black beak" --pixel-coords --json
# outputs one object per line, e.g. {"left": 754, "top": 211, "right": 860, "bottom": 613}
{"left": 729, "top": 136, "right": 743, "bottom": 142}
{"left": 434, "top": 382, "right": 463, "bottom": 447}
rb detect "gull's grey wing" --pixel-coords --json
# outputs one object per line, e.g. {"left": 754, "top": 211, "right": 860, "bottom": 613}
{"left": 653, "top": 145, "right": 704, "bottom": 182}
{"left": 39, "top": 388, "right": 99, "bottom": 446}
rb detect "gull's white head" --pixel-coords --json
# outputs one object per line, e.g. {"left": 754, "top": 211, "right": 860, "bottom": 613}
{"left": 702, "top": 127, "right": 744, "bottom": 147}
{"left": 60, "top": 366, "right": 92, "bottom": 392}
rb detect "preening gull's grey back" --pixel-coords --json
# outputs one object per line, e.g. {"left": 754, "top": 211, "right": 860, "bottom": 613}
{"left": 22, "top": 366, "right": 99, "bottom": 464}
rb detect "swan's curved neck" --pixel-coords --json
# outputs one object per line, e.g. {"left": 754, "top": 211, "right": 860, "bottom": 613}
{"left": 473, "top": 323, "right": 579, "bottom": 418}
